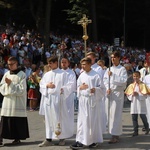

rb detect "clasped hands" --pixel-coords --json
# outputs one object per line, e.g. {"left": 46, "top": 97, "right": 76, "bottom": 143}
{"left": 46, "top": 82, "right": 64, "bottom": 94}
{"left": 5, "top": 77, "right": 12, "bottom": 85}
{"left": 46, "top": 82, "right": 55, "bottom": 88}
{"left": 133, "top": 91, "right": 138, "bottom": 96}
{"left": 79, "top": 83, "right": 95, "bottom": 93}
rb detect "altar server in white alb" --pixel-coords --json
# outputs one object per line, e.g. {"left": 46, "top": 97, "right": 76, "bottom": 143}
{"left": 0, "top": 56, "right": 29, "bottom": 145}
{"left": 38, "top": 56, "right": 74, "bottom": 147}
{"left": 60, "top": 57, "right": 77, "bottom": 144}
{"left": 143, "top": 73, "right": 150, "bottom": 129}
{"left": 70, "top": 57, "right": 104, "bottom": 149}
{"left": 86, "top": 52, "right": 107, "bottom": 133}
{"left": 103, "top": 51, "right": 127, "bottom": 144}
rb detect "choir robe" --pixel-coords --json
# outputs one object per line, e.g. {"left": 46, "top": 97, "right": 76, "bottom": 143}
{"left": 103, "top": 64, "right": 127, "bottom": 136}
{"left": 76, "top": 69, "right": 104, "bottom": 145}
{"left": 143, "top": 75, "right": 150, "bottom": 125}
{"left": 125, "top": 82, "right": 149, "bottom": 114}
{"left": 39, "top": 68, "right": 74, "bottom": 139}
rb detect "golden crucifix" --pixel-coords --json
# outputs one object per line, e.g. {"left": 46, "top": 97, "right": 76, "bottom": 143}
{"left": 78, "top": 14, "right": 92, "bottom": 56}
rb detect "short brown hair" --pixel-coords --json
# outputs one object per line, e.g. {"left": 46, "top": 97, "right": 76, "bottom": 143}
{"left": 47, "top": 56, "right": 58, "bottom": 63}
{"left": 8, "top": 56, "right": 18, "bottom": 62}
{"left": 80, "top": 57, "right": 92, "bottom": 64}
{"left": 133, "top": 71, "right": 141, "bottom": 77}
{"left": 97, "top": 59, "right": 105, "bottom": 65}
{"left": 111, "top": 51, "right": 121, "bottom": 58}
{"left": 86, "top": 52, "right": 96, "bottom": 58}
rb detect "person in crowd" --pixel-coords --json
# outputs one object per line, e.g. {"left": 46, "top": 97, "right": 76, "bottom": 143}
{"left": 103, "top": 51, "right": 127, "bottom": 144}
{"left": 124, "top": 63, "right": 134, "bottom": 104}
{"left": 124, "top": 63, "right": 133, "bottom": 87}
{"left": 27, "top": 74, "right": 39, "bottom": 111}
{"left": 38, "top": 56, "right": 74, "bottom": 147}
{"left": 18, "top": 45, "right": 26, "bottom": 65}
{"left": 70, "top": 57, "right": 104, "bottom": 149}
{"left": 75, "top": 63, "right": 81, "bottom": 75}
{"left": 31, "top": 66, "right": 41, "bottom": 109}
{"left": 136, "top": 61, "right": 143, "bottom": 71}
{"left": 0, "top": 56, "right": 29, "bottom": 145}
{"left": 139, "top": 60, "right": 150, "bottom": 81}
{"left": 125, "top": 71, "right": 150, "bottom": 136}
{"left": 24, "top": 61, "right": 32, "bottom": 80}
{"left": 97, "top": 59, "right": 107, "bottom": 79}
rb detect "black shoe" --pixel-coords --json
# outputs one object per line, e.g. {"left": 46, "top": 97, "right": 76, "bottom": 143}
{"left": 89, "top": 143, "right": 98, "bottom": 148}
{"left": 0, "top": 142, "right": 3, "bottom": 147}
{"left": 132, "top": 132, "right": 138, "bottom": 137}
{"left": 145, "top": 129, "right": 149, "bottom": 135}
{"left": 142, "top": 127, "right": 145, "bottom": 131}
{"left": 70, "top": 141, "right": 84, "bottom": 149}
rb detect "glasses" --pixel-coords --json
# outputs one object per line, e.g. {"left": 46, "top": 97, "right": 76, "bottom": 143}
{"left": 7, "top": 62, "right": 16, "bottom": 66}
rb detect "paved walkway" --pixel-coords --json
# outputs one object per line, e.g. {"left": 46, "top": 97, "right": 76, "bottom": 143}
{"left": 0, "top": 103, "right": 150, "bottom": 150}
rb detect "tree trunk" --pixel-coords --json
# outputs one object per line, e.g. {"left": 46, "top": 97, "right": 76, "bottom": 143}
{"left": 44, "top": 0, "right": 52, "bottom": 47}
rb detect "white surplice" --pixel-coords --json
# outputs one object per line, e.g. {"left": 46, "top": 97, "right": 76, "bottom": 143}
{"left": 39, "top": 68, "right": 74, "bottom": 139}
{"left": 143, "top": 74, "right": 150, "bottom": 125}
{"left": 0, "top": 71, "right": 27, "bottom": 117}
{"left": 76, "top": 69, "right": 104, "bottom": 145}
{"left": 103, "top": 64, "right": 127, "bottom": 136}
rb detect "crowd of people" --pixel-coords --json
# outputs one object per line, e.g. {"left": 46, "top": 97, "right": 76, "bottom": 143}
{"left": 0, "top": 24, "right": 150, "bottom": 148}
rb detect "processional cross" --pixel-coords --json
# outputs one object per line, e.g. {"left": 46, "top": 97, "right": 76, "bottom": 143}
{"left": 78, "top": 14, "right": 92, "bottom": 56}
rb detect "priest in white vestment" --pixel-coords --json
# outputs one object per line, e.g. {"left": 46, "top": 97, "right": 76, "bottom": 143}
{"left": 38, "top": 56, "right": 74, "bottom": 147}
{"left": 103, "top": 51, "right": 127, "bottom": 144}
{"left": 70, "top": 57, "right": 104, "bottom": 149}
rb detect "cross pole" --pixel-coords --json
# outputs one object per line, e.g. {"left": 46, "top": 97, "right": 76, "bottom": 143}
{"left": 78, "top": 14, "right": 92, "bottom": 56}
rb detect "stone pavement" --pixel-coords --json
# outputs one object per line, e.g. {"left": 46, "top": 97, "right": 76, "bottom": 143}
{"left": 0, "top": 103, "right": 150, "bottom": 150}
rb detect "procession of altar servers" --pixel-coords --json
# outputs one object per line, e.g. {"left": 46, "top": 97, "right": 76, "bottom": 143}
{"left": 38, "top": 52, "right": 136, "bottom": 148}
